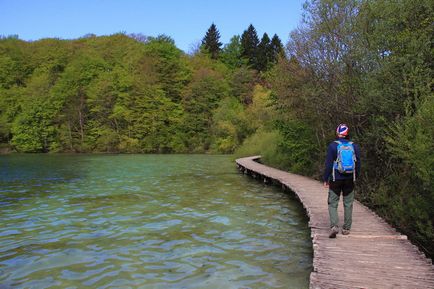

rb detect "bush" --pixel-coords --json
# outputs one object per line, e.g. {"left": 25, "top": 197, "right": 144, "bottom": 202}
{"left": 235, "top": 117, "right": 318, "bottom": 175}
{"left": 235, "top": 128, "right": 280, "bottom": 159}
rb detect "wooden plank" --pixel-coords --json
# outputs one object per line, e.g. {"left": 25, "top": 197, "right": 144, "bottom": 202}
{"left": 236, "top": 156, "right": 434, "bottom": 289}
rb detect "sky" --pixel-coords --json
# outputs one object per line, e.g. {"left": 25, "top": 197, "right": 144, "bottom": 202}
{"left": 1, "top": 0, "right": 305, "bottom": 52}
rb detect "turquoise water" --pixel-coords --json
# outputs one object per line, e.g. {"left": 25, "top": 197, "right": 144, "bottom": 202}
{"left": 0, "top": 154, "right": 312, "bottom": 288}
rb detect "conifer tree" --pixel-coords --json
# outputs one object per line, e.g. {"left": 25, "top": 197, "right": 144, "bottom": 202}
{"left": 202, "top": 23, "right": 222, "bottom": 59}
{"left": 256, "top": 33, "right": 272, "bottom": 71}
{"left": 270, "top": 34, "right": 285, "bottom": 63}
{"left": 240, "top": 24, "right": 259, "bottom": 68}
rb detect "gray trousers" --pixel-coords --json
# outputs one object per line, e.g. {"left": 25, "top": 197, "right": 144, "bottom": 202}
{"left": 328, "top": 179, "right": 355, "bottom": 230}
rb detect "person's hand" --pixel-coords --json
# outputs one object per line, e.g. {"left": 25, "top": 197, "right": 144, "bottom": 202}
{"left": 323, "top": 182, "right": 329, "bottom": 188}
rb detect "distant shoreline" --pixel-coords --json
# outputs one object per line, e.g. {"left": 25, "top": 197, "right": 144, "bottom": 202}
{"left": 0, "top": 148, "right": 232, "bottom": 156}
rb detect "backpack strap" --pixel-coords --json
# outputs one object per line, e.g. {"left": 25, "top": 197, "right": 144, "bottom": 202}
{"left": 332, "top": 166, "right": 336, "bottom": 181}
{"left": 350, "top": 142, "right": 356, "bottom": 181}
{"left": 346, "top": 141, "right": 356, "bottom": 181}
{"left": 332, "top": 141, "right": 341, "bottom": 181}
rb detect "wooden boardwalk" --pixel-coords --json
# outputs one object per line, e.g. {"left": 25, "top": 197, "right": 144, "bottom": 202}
{"left": 236, "top": 156, "right": 434, "bottom": 289}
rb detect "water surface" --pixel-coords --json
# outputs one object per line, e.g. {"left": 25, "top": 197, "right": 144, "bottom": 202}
{"left": 0, "top": 154, "right": 312, "bottom": 288}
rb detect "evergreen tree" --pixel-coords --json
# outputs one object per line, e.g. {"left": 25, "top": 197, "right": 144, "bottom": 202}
{"left": 270, "top": 34, "right": 285, "bottom": 63}
{"left": 240, "top": 24, "right": 259, "bottom": 68}
{"left": 202, "top": 23, "right": 222, "bottom": 59}
{"left": 256, "top": 33, "right": 271, "bottom": 71}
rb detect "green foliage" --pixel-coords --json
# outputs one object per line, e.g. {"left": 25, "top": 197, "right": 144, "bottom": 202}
{"left": 355, "top": 2, "right": 434, "bottom": 257}
{"left": 0, "top": 87, "right": 21, "bottom": 142}
{"left": 0, "top": 38, "right": 32, "bottom": 88}
{"left": 230, "top": 66, "right": 257, "bottom": 105}
{"left": 143, "top": 36, "right": 191, "bottom": 102}
{"left": 10, "top": 69, "right": 61, "bottom": 152}
{"left": 181, "top": 59, "right": 230, "bottom": 152}
{"left": 210, "top": 97, "right": 247, "bottom": 153}
{"left": 235, "top": 128, "right": 302, "bottom": 173}
{"left": 235, "top": 129, "right": 281, "bottom": 160}
{"left": 0, "top": 35, "right": 192, "bottom": 153}
{"left": 274, "top": 120, "right": 318, "bottom": 175}
{"left": 234, "top": 82, "right": 317, "bottom": 174}
{"left": 220, "top": 36, "right": 247, "bottom": 69}
{"left": 244, "top": 85, "right": 275, "bottom": 130}
{"left": 201, "top": 23, "right": 222, "bottom": 60}
{"left": 386, "top": 96, "right": 434, "bottom": 188}
{"left": 0, "top": 28, "right": 280, "bottom": 154}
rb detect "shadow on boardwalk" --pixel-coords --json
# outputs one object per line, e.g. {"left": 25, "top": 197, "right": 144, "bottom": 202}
{"left": 236, "top": 156, "right": 434, "bottom": 289}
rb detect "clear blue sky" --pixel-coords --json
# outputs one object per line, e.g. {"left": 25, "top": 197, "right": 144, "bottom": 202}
{"left": 1, "top": 0, "right": 304, "bottom": 52}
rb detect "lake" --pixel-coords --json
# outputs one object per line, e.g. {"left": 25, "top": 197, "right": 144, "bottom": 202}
{"left": 0, "top": 154, "right": 312, "bottom": 288}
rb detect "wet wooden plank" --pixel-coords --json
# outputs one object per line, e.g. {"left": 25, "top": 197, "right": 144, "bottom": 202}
{"left": 236, "top": 156, "right": 434, "bottom": 289}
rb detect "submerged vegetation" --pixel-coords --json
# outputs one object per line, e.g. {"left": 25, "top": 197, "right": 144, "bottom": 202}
{"left": 1, "top": 0, "right": 433, "bottom": 257}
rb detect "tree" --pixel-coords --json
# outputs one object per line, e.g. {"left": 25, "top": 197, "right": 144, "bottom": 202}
{"left": 286, "top": 0, "right": 362, "bottom": 146}
{"left": 86, "top": 66, "right": 134, "bottom": 152}
{"left": 181, "top": 61, "right": 230, "bottom": 152}
{"left": 220, "top": 35, "right": 246, "bottom": 68}
{"left": 256, "top": 33, "right": 272, "bottom": 71}
{"left": 51, "top": 53, "right": 108, "bottom": 151}
{"left": 0, "top": 38, "right": 32, "bottom": 88}
{"left": 201, "top": 23, "right": 222, "bottom": 59}
{"left": 241, "top": 24, "right": 259, "bottom": 68}
{"left": 270, "top": 34, "right": 285, "bottom": 63}
{"left": 143, "top": 36, "right": 191, "bottom": 102}
{"left": 231, "top": 66, "right": 257, "bottom": 105}
{"left": 210, "top": 97, "right": 248, "bottom": 153}
{"left": 11, "top": 71, "right": 59, "bottom": 152}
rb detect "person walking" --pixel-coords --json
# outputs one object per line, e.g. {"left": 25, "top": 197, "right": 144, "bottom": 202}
{"left": 323, "top": 124, "right": 361, "bottom": 238}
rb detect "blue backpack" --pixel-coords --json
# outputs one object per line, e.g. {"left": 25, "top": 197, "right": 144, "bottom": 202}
{"left": 333, "top": 140, "right": 356, "bottom": 181}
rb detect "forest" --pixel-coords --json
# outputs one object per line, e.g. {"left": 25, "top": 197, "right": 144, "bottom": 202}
{"left": 1, "top": 0, "right": 433, "bottom": 257}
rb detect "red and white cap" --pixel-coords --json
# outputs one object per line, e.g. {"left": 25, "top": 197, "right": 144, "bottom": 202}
{"left": 336, "top": 124, "right": 349, "bottom": 136}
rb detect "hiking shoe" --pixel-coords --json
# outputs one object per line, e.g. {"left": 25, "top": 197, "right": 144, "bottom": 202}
{"left": 342, "top": 229, "right": 350, "bottom": 235}
{"left": 329, "top": 226, "right": 339, "bottom": 238}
